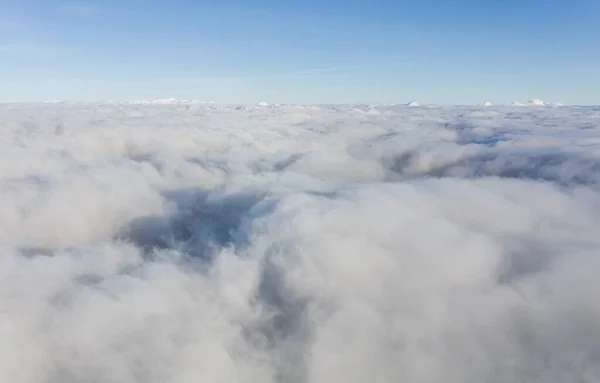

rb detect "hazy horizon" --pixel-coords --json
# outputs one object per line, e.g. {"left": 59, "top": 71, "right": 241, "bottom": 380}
{"left": 0, "top": 98, "right": 587, "bottom": 106}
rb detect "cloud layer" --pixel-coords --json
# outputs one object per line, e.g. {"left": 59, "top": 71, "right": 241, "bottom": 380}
{"left": 1, "top": 102, "right": 600, "bottom": 382}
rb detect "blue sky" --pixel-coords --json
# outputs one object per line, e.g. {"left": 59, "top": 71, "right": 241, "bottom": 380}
{"left": 1, "top": 0, "right": 599, "bottom": 104}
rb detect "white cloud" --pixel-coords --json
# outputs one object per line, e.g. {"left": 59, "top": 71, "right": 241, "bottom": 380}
{"left": 0, "top": 102, "right": 599, "bottom": 382}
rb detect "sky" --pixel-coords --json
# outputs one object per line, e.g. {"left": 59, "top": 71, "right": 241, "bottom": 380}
{"left": 1, "top": 0, "right": 599, "bottom": 104}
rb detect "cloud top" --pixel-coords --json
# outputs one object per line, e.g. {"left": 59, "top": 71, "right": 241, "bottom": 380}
{"left": 0, "top": 102, "right": 599, "bottom": 382}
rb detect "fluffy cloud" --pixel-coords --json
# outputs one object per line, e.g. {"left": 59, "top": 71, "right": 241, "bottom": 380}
{"left": 0, "top": 101, "right": 599, "bottom": 382}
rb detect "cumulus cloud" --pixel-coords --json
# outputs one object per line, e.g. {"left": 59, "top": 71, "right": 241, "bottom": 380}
{"left": 0, "top": 102, "right": 599, "bottom": 382}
